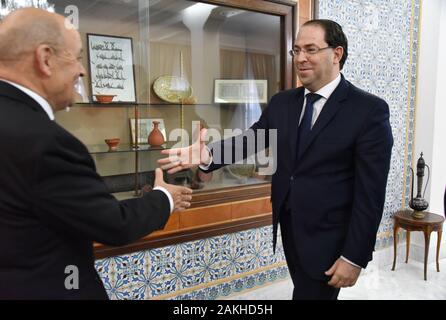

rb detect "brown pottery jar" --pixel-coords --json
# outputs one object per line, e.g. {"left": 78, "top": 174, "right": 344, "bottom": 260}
{"left": 147, "top": 121, "right": 165, "bottom": 147}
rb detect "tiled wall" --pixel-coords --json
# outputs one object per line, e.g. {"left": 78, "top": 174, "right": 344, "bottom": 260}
{"left": 96, "top": 226, "right": 288, "bottom": 300}
{"left": 95, "top": 0, "right": 421, "bottom": 299}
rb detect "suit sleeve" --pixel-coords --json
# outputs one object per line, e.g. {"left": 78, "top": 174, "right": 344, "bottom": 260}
{"left": 201, "top": 97, "right": 273, "bottom": 173}
{"left": 31, "top": 131, "right": 171, "bottom": 246}
{"left": 342, "top": 99, "right": 393, "bottom": 268}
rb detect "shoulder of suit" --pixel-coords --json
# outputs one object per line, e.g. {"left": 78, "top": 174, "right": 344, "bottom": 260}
{"left": 346, "top": 81, "right": 387, "bottom": 105}
{"left": 269, "top": 87, "right": 304, "bottom": 103}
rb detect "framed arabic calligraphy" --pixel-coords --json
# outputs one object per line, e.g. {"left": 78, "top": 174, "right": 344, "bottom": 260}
{"left": 87, "top": 34, "right": 136, "bottom": 103}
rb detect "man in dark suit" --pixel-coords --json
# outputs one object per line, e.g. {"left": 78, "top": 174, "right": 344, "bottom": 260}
{"left": 158, "top": 19, "right": 393, "bottom": 299}
{"left": 0, "top": 8, "right": 193, "bottom": 299}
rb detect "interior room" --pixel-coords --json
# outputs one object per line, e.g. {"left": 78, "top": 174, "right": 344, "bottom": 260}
{"left": 0, "top": 0, "right": 444, "bottom": 300}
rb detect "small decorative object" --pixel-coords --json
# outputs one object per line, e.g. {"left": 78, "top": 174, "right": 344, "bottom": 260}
{"left": 94, "top": 94, "right": 116, "bottom": 103}
{"left": 214, "top": 79, "right": 268, "bottom": 103}
{"left": 153, "top": 75, "right": 192, "bottom": 104}
{"left": 129, "top": 118, "right": 166, "bottom": 146}
{"left": 409, "top": 152, "right": 430, "bottom": 219}
{"left": 147, "top": 121, "right": 165, "bottom": 147}
{"left": 87, "top": 34, "right": 136, "bottom": 103}
{"left": 104, "top": 138, "right": 120, "bottom": 151}
{"left": 152, "top": 51, "right": 192, "bottom": 104}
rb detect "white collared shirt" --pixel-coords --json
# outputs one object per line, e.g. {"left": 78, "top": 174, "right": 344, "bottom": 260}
{"left": 1, "top": 79, "right": 175, "bottom": 213}
{"left": 300, "top": 73, "right": 341, "bottom": 128}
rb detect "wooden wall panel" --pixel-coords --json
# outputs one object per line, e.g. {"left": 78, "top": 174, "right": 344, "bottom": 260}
{"left": 231, "top": 197, "right": 272, "bottom": 219}
{"left": 179, "top": 204, "right": 232, "bottom": 229}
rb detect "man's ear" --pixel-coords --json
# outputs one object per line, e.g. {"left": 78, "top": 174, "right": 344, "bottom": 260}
{"left": 35, "top": 44, "right": 53, "bottom": 77}
{"left": 333, "top": 46, "right": 344, "bottom": 66}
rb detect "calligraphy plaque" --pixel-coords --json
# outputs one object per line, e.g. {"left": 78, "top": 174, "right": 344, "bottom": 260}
{"left": 214, "top": 79, "right": 268, "bottom": 104}
{"left": 87, "top": 34, "right": 137, "bottom": 103}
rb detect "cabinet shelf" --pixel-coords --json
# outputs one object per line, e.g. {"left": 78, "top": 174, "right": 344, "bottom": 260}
{"left": 73, "top": 102, "right": 185, "bottom": 107}
{"left": 87, "top": 142, "right": 177, "bottom": 154}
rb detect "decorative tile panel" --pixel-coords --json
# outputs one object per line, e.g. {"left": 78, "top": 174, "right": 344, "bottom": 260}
{"left": 96, "top": 226, "right": 287, "bottom": 300}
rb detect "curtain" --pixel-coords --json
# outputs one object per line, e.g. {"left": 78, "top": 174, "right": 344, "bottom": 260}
{"left": 220, "top": 49, "right": 276, "bottom": 130}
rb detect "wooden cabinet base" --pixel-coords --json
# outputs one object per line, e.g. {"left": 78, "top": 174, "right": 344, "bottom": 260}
{"left": 94, "top": 196, "right": 273, "bottom": 259}
{"left": 94, "top": 213, "right": 272, "bottom": 260}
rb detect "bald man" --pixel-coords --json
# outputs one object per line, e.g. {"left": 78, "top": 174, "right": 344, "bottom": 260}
{"left": 0, "top": 8, "right": 192, "bottom": 299}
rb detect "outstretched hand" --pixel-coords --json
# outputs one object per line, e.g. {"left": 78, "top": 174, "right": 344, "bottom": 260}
{"left": 154, "top": 168, "right": 192, "bottom": 212}
{"left": 157, "top": 125, "right": 209, "bottom": 174}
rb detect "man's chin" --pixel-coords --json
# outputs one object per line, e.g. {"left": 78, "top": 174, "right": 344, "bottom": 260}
{"left": 298, "top": 77, "right": 311, "bottom": 87}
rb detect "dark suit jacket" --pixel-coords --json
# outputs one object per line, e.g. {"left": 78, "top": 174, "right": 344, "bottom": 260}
{"left": 0, "top": 81, "right": 171, "bottom": 299}
{"left": 202, "top": 75, "right": 393, "bottom": 279}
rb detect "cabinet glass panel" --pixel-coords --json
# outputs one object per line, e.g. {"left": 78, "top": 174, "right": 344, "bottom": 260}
{"left": 54, "top": 0, "right": 280, "bottom": 199}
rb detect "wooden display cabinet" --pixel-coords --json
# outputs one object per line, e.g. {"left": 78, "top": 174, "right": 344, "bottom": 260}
{"left": 53, "top": 0, "right": 313, "bottom": 259}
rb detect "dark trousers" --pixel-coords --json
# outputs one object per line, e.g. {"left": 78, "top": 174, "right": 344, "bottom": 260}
{"left": 280, "top": 210, "right": 340, "bottom": 300}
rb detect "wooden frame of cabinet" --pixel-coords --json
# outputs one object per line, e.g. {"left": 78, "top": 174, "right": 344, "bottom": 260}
{"left": 94, "top": 0, "right": 313, "bottom": 260}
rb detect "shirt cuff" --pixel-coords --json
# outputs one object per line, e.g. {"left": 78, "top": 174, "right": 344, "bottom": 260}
{"left": 153, "top": 186, "right": 174, "bottom": 214}
{"left": 198, "top": 146, "right": 213, "bottom": 171}
{"left": 340, "top": 256, "right": 362, "bottom": 269}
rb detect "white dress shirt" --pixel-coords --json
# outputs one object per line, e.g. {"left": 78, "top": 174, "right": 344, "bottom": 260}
{"left": 300, "top": 74, "right": 341, "bottom": 127}
{"left": 1, "top": 79, "right": 174, "bottom": 213}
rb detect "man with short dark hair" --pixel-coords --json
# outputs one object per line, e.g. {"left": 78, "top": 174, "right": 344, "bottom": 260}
{"left": 159, "top": 19, "right": 393, "bottom": 299}
{"left": 0, "top": 8, "right": 193, "bottom": 299}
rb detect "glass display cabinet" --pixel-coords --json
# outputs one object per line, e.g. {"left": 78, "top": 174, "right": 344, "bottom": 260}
{"left": 52, "top": 0, "right": 308, "bottom": 258}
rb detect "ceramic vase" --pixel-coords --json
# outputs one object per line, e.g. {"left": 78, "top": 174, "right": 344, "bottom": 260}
{"left": 148, "top": 121, "right": 165, "bottom": 147}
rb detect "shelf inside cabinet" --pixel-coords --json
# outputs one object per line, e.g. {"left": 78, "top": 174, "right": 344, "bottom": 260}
{"left": 74, "top": 102, "right": 185, "bottom": 107}
{"left": 111, "top": 190, "right": 140, "bottom": 201}
{"left": 88, "top": 142, "right": 177, "bottom": 154}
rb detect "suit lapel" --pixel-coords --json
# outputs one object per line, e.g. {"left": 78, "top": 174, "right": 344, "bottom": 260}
{"left": 288, "top": 88, "right": 305, "bottom": 163}
{"left": 0, "top": 80, "right": 46, "bottom": 115}
{"left": 296, "top": 76, "right": 350, "bottom": 162}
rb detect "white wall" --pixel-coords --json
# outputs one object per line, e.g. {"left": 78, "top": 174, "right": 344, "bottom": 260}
{"left": 416, "top": 0, "right": 445, "bottom": 216}
{"left": 410, "top": 0, "right": 446, "bottom": 262}
{"left": 430, "top": 1, "right": 446, "bottom": 215}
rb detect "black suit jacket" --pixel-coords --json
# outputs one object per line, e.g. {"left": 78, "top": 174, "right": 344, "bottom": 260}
{"left": 0, "top": 81, "right": 171, "bottom": 299}
{"left": 203, "top": 75, "right": 393, "bottom": 279}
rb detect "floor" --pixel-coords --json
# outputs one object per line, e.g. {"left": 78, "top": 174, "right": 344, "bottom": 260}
{"left": 224, "top": 258, "right": 446, "bottom": 300}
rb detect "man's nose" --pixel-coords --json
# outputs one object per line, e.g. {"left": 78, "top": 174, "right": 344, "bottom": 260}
{"left": 296, "top": 51, "right": 308, "bottom": 63}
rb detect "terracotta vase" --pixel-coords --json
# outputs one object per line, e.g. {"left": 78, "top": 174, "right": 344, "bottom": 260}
{"left": 147, "top": 121, "right": 165, "bottom": 147}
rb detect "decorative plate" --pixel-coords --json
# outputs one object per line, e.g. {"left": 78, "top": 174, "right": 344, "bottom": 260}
{"left": 153, "top": 75, "right": 192, "bottom": 103}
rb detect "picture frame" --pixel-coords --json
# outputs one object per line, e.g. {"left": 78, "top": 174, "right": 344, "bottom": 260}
{"left": 214, "top": 79, "right": 268, "bottom": 104}
{"left": 87, "top": 33, "right": 137, "bottom": 103}
{"left": 129, "top": 118, "right": 166, "bottom": 145}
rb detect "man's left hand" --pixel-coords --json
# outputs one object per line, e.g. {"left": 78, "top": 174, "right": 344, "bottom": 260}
{"left": 325, "top": 258, "right": 361, "bottom": 288}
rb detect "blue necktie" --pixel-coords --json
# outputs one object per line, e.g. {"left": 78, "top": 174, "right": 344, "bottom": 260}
{"left": 296, "top": 93, "right": 322, "bottom": 159}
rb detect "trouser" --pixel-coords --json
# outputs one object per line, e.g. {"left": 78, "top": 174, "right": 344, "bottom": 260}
{"left": 280, "top": 209, "right": 340, "bottom": 300}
